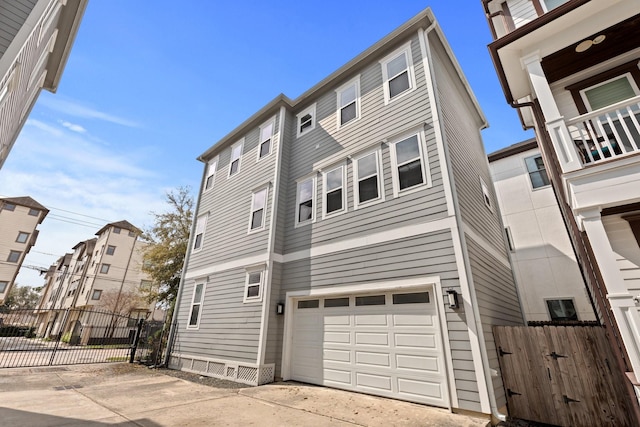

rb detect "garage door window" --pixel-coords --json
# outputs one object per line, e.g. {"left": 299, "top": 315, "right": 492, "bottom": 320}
{"left": 298, "top": 299, "right": 319, "bottom": 309}
{"left": 324, "top": 297, "right": 349, "bottom": 308}
{"left": 392, "top": 292, "right": 429, "bottom": 304}
{"left": 355, "top": 295, "right": 386, "bottom": 306}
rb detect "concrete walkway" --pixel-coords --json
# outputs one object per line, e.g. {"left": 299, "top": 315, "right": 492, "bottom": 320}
{"left": 0, "top": 364, "right": 490, "bottom": 426}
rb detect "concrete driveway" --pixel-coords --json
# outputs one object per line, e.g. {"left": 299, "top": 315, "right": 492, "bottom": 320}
{"left": 0, "top": 363, "right": 490, "bottom": 426}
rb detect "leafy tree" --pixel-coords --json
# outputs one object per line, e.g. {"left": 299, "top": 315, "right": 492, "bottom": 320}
{"left": 141, "top": 186, "right": 193, "bottom": 323}
{"left": 1, "top": 285, "right": 42, "bottom": 310}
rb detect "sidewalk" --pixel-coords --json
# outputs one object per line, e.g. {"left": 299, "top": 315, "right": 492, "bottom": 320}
{"left": 0, "top": 363, "right": 490, "bottom": 426}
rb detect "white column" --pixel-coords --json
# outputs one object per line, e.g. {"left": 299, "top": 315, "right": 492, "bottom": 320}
{"left": 521, "top": 52, "right": 582, "bottom": 173}
{"left": 580, "top": 208, "right": 640, "bottom": 375}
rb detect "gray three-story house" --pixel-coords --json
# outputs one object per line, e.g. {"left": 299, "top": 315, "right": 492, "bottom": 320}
{"left": 168, "top": 8, "right": 523, "bottom": 419}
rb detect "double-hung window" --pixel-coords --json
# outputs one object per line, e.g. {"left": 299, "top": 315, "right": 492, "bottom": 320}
{"left": 187, "top": 283, "right": 205, "bottom": 328}
{"left": 229, "top": 141, "right": 243, "bottom": 177}
{"left": 390, "top": 132, "right": 429, "bottom": 196}
{"left": 258, "top": 121, "right": 274, "bottom": 159}
{"left": 296, "top": 177, "right": 316, "bottom": 226}
{"left": 354, "top": 150, "right": 383, "bottom": 208}
{"left": 249, "top": 187, "right": 268, "bottom": 232}
{"left": 297, "top": 104, "right": 316, "bottom": 137}
{"left": 204, "top": 158, "right": 217, "bottom": 191}
{"left": 323, "top": 165, "right": 346, "bottom": 217}
{"left": 380, "top": 42, "right": 415, "bottom": 103}
{"left": 336, "top": 77, "right": 360, "bottom": 128}
{"left": 525, "top": 155, "right": 550, "bottom": 189}
{"left": 193, "top": 214, "right": 207, "bottom": 251}
{"left": 244, "top": 269, "right": 264, "bottom": 303}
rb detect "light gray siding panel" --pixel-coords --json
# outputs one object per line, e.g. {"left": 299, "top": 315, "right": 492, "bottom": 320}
{"left": 274, "top": 110, "right": 295, "bottom": 256}
{"left": 171, "top": 267, "right": 262, "bottom": 363}
{"left": 187, "top": 111, "right": 281, "bottom": 270}
{"left": 466, "top": 236, "right": 523, "bottom": 410}
{"left": 265, "top": 262, "right": 283, "bottom": 375}
{"left": 0, "top": 0, "right": 37, "bottom": 55}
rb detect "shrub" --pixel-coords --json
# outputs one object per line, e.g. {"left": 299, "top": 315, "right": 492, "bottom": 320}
{"left": 61, "top": 331, "right": 72, "bottom": 343}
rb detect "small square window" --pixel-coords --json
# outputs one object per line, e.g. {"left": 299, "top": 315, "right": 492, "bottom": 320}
{"left": 28, "top": 208, "right": 39, "bottom": 216}
{"left": 7, "top": 250, "right": 21, "bottom": 263}
{"left": 525, "top": 155, "right": 550, "bottom": 189}
{"left": 380, "top": 42, "right": 415, "bottom": 104}
{"left": 91, "top": 289, "right": 102, "bottom": 300}
{"left": 100, "top": 264, "right": 110, "bottom": 274}
{"left": 547, "top": 299, "right": 578, "bottom": 321}
{"left": 193, "top": 214, "right": 207, "bottom": 251}
{"left": 249, "top": 188, "right": 268, "bottom": 232}
{"left": 3, "top": 203, "right": 15, "bottom": 211}
{"left": 258, "top": 121, "right": 274, "bottom": 159}
{"left": 296, "top": 177, "right": 316, "bottom": 226}
{"left": 16, "top": 232, "right": 30, "bottom": 244}
{"left": 229, "top": 141, "right": 243, "bottom": 177}
{"left": 204, "top": 158, "right": 218, "bottom": 191}
{"left": 0, "top": 282, "right": 7, "bottom": 293}
{"left": 188, "top": 283, "right": 205, "bottom": 328}
{"left": 353, "top": 150, "right": 383, "bottom": 208}
{"left": 296, "top": 104, "right": 316, "bottom": 137}
{"left": 244, "top": 270, "right": 264, "bottom": 302}
{"left": 106, "top": 245, "right": 116, "bottom": 255}
{"left": 113, "top": 227, "right": 121, "bottom": 234}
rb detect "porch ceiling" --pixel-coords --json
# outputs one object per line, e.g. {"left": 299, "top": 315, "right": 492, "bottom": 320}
{"left": 541, "top": 14, "right": 640, "bottom": 84}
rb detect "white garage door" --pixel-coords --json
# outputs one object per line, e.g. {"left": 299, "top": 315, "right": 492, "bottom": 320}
{"left": 290, "top": 289, "right": 448, "bottom": 407}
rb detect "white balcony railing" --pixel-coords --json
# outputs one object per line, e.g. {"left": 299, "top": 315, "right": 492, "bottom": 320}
{"left": 566, "top": 95, "right": 640, "bottom": 165}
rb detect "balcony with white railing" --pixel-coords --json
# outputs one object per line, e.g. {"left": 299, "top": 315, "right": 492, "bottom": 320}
{"left": 567, "top": 95, "right": 640, "bottom": 166}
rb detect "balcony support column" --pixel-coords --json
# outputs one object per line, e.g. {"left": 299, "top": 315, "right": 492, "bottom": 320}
{"left": 522, "top": 52, "right": 582, "bottom": 172}
{"left": 579, "top": 208, "right": 640, "bottom": 378}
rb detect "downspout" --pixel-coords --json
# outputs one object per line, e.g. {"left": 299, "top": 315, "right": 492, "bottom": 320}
{"left": 163, "top": 171, "right": 206, "bottom": 367}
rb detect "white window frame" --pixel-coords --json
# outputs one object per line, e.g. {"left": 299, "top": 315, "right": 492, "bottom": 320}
{"left": 524, "top": 154, "right": 550, "bottom": 190}
{"left": 379, "top": 41, "right": 416, "bottom": 105}
{"left": 322, "top": 163, "right": 347, "bottom": 219}
{"left": 244, "top": 267, "right": 265, "bottom": 303}
{"left": 480, "top": 177, "right": 494, "bottom": 212}
{"left": 335, "top": 76, "right": 361, "bottom": 129}
{"left": 257, "top": 118, "right": 275, "bottom": 160}
{"left": 579, "top": 73, "right": 640, "bottom": 112}
{"left": 295, "top": 175, "right": 317, "bottom": 227}
{"left": 296, "top": 104, "right": 316, "bottom": 138}
{"left": 353, "top": 148, "right": 384, "bottom": 210}
{"left": 203, "top": 157, "right": 218, "bottom": 192}
{"left": 389, "top": 129, "right": 431, "bottom": 197}
{"left": 193, "top": 214, "right": 207, "bottom": 252}
{"left": 545, "top": 298, "right": 579, "bottom": 321}
{"left": 228, "top": 140, "right": 243, "bottom": 178}
{"left": 187, "top": 282, "right": 206, "bottom": 329}
{"left": 248, "top": 186, "right": 269, "bottom": 233}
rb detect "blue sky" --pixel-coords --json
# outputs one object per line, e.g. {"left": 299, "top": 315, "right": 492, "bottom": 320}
{"left": 1, "top": 0, "right": 532, "bottom": 287}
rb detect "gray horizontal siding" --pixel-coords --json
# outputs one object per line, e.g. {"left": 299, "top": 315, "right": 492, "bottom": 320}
{"left": 264, "top": 262, "right": 283, "bottom": 375}
{"left": 466, "top": 236, "right": 523, "bottom": 410}
{"left": 187, "top": 112, "right": 281, "bottom": 270}
{"left": 273, "top": 110, "right": 294, "bottom": 256}
{"left": 0, "top": 0, "right": 37, "bottom": 56}
{"left": 172, "top": 268, "right": 262, "bottom": 364}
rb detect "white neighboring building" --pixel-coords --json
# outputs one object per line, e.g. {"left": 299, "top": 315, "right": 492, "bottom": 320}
{"left": 489, "top": 139, "right": 595, "bottom": 322}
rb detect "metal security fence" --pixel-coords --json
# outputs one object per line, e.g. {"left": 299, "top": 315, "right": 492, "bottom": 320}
{"left": 0, "top": 308, "right": 149, "bottom": 368}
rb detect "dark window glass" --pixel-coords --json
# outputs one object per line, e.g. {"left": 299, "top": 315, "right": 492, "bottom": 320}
{"left": 0, "top": 282, "right": 7, "bottom": 293}
{"left": 300, "top": 114, "right": 313, "bottom": 133}
{"left": 193, "top": 233, "right": 203, "bottom": 249}
{"left": 389, "top": 72, "right": 410, "bottom": 98}
{"left": 251, "top": 209, "right": 264, "bottom": 229}
{"left": 248, "top": 272, "right": 261, "bottom": 284}
{"left": 106, "top": 245, "right": 116, "bottom": 255}
{"left": 340, "top": 102, "right": 357, "bottom": 125}
{"left": 230, "top": 159, "right": 239, "bottom": 175}
{"left": 247, "top": 285, "right": 260, "bottom": 298}
{"left": 355, "top": 295, "right": 386, "bottom": 306}
{"left": 393, "top": 292, "right": 429, "bottom": 304}
{"left": 547, "top": 299, "right": 578, "bottom": 321}
{"left": 326, "top": 189, "right": 342, "bottom": 213}
{"left": 525, "top": 156, "right": 550, "bottom": 189}
{"left": 188, "top": 304, "right": 200, "bottom": 326}
{"left": 298, "top": 299, "right": 319, "bottom": 309}
{"left": 260, "top": 140, "right": 271, "bottom": 158}
{"left": 324, "top": 297, "right": 349, "bottom": 308}
{"left": 7, "top": 251, "right": 21, "bottom": 263}
{"left": 398, "top": 159, "right": 423, "bottom": 190}
{"left": 358, "top": 176, "right": 378, "bottom": 203}
{"left": 3, "top": 203, "right": 15, "bottom": 211}
{"left": 113, "top": 227, "right": 121, "bottom": 234}
{"left": 28, "top": 208, "right": 39, "bottom": 216}
{"left": 298, "top": 200, "right": 313, "bottom": 222}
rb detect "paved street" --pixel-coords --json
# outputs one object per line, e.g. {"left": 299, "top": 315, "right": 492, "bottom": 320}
{"left": 0, "top": 363, "right": 490, "bottom": 426}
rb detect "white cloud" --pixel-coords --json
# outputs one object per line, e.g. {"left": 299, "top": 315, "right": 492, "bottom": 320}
{"left": 38, "top": 95, "right": 140, "bottom": 128}
{"left": 60, "top": 120, "right": 87, "bottom": 133}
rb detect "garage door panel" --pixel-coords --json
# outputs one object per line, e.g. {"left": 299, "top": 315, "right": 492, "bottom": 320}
{"left": 324, "top": 368, "right": 352, "bottom": 385}
{"left": 354, "top": 313, "right": 388, "bottom": 326}
{"left": 324, "top": 331, "right": 350, "bottom": 344}
{"left": 356, "top": 372, "right": 392, "bottom": 391}
{"left": 396, "top": 354, "right": 439, "bottom": 372}
{"left": 395, "top": 333, "right": 437, "bottom": 349}
{"left": 355, "top": 351, "right": 391, "bottom": 367}
{"left": 355, "top": 332, "right": 389, "bottom": 346}
{"left": 393, "top": 313, "right": 434, "bottom": 326}
{"left": 324, "top": 348, "right": 351, "bottom": 362}
{"left": 397, "top": 377, "right": 443, "bottom": 400}
{"left": 324, "top": 314, "right": 350, "bottom": 325}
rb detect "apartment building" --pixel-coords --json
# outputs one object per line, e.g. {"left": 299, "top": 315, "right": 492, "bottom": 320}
{"left": 0, "top": 0, "right": 88, "bottom": 169}
{"left": 168, "top": 8, "right": 523, "bottom": 419}
{"left": 483, "top": 0, "right": 640, "bottom": 414}
{"left": 0, "top": 196, "right": 48, "bottom": 302}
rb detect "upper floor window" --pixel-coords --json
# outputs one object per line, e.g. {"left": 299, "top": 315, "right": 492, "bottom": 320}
{"left": 106, "top": 245, "right": 116, "bottom": 255}
{"left": 91, "top": 289, "right": 102, "bottom": 300}
{"left": 229, "top": 141, "right": 243, "bottom": 177}
{"left": 389, "top": 132, "right": 430, "bottom": 196}
{"left": 28, "top": 208, "right": 40, "bottom": 216}
{"left": 244, "top": 269, "right": 264, "bottom": 303}
{"left": 297, "top": 104, "right": 316, "bottom": 137}
{"left": 323, "top": 165, "right": 346, "bottom": 218}
{"left": 296, "top": 176, "right": 316, "bottom": 226}
{"left": 193, "top": 214, "right": 207, "bottom": 251}
{"left": 7, "top": 250, "right": 21, "bottom": 263}
{"left": 336, "top": 77, "right": 360, "bottom": 128}
{"left": 188, "top": 283, "right": 205, "bottom": 328}
{"left": 113, "top": 227, "right": 121, "bottom": 234}
{"left": 580, "top": 73, "right": 639, "bottom": 112}
{"left": 380, "top": 42, "right": 415, "bottom": 104}
{"left": 204, "top": 158, "right": 218, "bottom": 191}
{"left": 100, "top": 264, "right": 110, "bottom": 274}
{"left": 16, "top": 232, "right": 30, "bottom": 244}
{"left": 259, "top": 121, "right": 274, "bottom": 159}
{"left": 249, "top": 187, "right": 268, "bottom": 232}
{"left": 3, "top": 202, "right": 15, "bottom": 211}
{"left": 354, "top": 150, "right": 383, "bottom": 208}
{"left": 0, "top": 282, "right": 7, "bottom": 293}
{"left": 480, "top": 178, "right": 494, "bottom": 212}
{"left": 525, "top": 155, "right": 550, "bottom": 189}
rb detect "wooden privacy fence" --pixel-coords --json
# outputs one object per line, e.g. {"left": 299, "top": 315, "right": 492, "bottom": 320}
{"left": 493, "top": 325, "right": 636, "bottom": 427}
